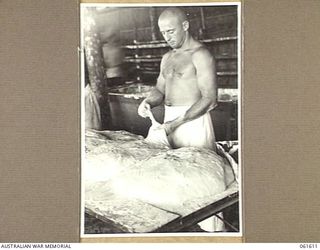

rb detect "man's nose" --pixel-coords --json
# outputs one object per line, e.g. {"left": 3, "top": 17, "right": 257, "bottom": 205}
{"left": 164, "top": 33, "right": 171, "bottom": 41}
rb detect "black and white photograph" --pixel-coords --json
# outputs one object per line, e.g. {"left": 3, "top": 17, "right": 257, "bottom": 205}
{"left": 80, "top": 2, "right": 241, "bottom": 237}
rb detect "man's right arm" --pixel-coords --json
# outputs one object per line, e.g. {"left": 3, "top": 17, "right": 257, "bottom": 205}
{"left": 138, "top": 53, "right": 167, "bottom": 117}
{"left": 145, "top": 52, "right": 168, "bottom": 108}
{"left": 144, "top": 75, "right": 165, "bottom": 108}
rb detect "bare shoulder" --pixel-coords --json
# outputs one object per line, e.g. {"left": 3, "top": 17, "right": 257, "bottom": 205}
{"left": 161, "top": 51, "right": 172, "bottom": 62}
{"left": 159, "top": 51, "right": 171, "bottom": 70}
{"left": 191, "top": 46, "right": 214, "bottom": 63}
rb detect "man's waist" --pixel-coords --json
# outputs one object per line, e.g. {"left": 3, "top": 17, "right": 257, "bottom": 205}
{"left": 164, "top": 100, "right": 197, "bottom": 107}
{"left": 164, "top": 104, "right": 191, "bottom": 114}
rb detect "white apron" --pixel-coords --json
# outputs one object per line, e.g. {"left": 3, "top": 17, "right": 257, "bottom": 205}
{"left": 164, "top": 105, "right": 216, "bottom": 151}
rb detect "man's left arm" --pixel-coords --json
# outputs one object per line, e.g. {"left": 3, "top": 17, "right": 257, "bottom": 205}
{"left": 163, "top": 48, "right": 217, "bottom": 135}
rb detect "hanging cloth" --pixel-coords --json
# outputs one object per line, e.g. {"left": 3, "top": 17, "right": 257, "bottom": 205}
{"left": 85, "top": 85, "right": 102, "bottom": 130}
{"left": 145, "top": 109, "right": 170, "bottom": 147}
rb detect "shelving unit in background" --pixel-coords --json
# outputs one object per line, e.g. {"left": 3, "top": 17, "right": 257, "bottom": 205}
{"left": 122, "top": 36, "right": 238, "bottom": 89}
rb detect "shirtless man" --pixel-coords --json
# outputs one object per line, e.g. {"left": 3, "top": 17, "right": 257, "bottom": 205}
{"left": 138, "top": 8, "right": 223, "bottom": 232}
{"left": 138, "top": 7, "right": 217, "bottom": 151}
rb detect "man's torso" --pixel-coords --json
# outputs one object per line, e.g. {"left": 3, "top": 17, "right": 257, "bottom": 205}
{"left": 162, "top": 46, "right": 203, "bottom": 106}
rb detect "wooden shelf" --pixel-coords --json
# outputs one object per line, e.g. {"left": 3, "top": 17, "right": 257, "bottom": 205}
{"left": 124, "top": 55, "right": 237, "bottom": 63}
{"left": 123, "top": 42, "right": 168, "bottom": 49}
{"left": 123, "top": 36, "right": 237, "bottom": 49}
{"left": 216, "top": 55, "right": 237, "bottom": 60}
{"left": 139, "top": 68, "right": 237, "bottom": 77}
{"left": 124, "top": 56, "right": 162, "bottom": 63}
{"left": 201, "top": 36, "right": 237, "bottom": 43}
{"left": 217, "top": 71, "right": 237, "bottom": 76}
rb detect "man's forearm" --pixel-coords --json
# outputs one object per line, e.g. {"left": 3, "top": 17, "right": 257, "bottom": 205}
{"left": 184, "top": 97, "right": 216, "bottom": 121}
{"left": 145, "top": 88, "right": 164, "bottom": 108}
{"left": 168, "top": 97, "right": 216, "bottom": 130}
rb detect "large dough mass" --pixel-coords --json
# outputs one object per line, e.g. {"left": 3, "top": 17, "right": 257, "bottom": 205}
{"left": 84, "top": 129, "right": 235, "bottom": 215}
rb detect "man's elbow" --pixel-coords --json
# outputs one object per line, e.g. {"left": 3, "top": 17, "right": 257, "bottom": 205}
{"left": 203, "top": 96, "right": 217, "bottom": 110}
{"left": 209, "top": 101, "right": 218, "bottom": 111}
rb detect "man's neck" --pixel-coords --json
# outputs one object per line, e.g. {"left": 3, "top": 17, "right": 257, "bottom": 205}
{"left": 174, "top": 33, "right": 194, "bottom": 52}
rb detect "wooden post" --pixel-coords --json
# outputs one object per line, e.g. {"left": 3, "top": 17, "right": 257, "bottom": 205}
{"left": 199, "top": 7, "right": 206, "bottom": 39}
{"left": 83, "top": 8, "right": 111, "bottom": 129}
{"left": 149, "top": 7, "right": 158, "bottom": 41}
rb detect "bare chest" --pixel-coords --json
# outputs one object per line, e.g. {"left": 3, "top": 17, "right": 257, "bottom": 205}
{"left": 162, "top": 51, "right": 195, "bottom": 79}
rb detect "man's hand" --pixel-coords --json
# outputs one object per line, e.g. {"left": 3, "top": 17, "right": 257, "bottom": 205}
{"left": 138, "top": 99, "right": 151, "bottom": 118}
{"left": 160, "top": 121, "right": 176, "bottom": 136}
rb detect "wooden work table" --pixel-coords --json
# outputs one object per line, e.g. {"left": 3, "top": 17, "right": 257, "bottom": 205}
{"left": 84, "top": 183, "right": 238, "bottom": 234}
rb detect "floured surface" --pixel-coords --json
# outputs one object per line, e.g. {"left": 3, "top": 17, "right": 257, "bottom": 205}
{"left": 85, "top": 182, "right": 179, "bottom": 233}
{"left": 84, "top": 129, "right": 237, "bottom": 232}
{"left": 84, "top": 129, "right": 168, "bottom": 183}
{"left": 110, "top": 147, "right": 231, "bottom": 215}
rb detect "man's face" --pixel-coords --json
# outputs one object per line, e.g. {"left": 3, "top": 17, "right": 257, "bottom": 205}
{"left": 158, "top": 16, "right": 186, "bottom": 49}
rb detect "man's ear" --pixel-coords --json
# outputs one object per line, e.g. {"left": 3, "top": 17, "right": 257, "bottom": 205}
{"left": 182, "top": 20, "right": 189, "bottom": 31}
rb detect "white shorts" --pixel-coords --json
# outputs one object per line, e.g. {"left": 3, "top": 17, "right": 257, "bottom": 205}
{"left": 164, "top": 105, "right": 216, "bottom": 150}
